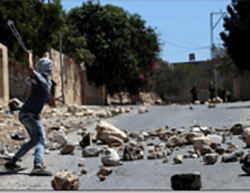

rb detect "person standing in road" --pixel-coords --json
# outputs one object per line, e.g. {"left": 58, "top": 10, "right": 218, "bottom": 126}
{"left": 190, "top": 84, "right": 199, "bottom": 103}
{"left": 208, "top": 81, "right": 216, "bottom": 100}
{"left": 4, "top": 51, "right": 55, "bottom": 176}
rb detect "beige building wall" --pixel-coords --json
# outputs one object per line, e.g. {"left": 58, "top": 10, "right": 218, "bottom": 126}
{"left": 50, "top": 49, "right": 82, "bottom": 105}
{"left": 0, "top": 43, "right": 9, "bottom": 104}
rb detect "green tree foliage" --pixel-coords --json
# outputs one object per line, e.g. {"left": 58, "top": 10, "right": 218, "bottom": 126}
{"left": 220, "top": 0, "right": 250, "bottom": 70}
{"left": 66, "top": 0, "right": 160, "bottom": 94}
{"left": 0, "top": 0, "right": 65, "bottom": 60}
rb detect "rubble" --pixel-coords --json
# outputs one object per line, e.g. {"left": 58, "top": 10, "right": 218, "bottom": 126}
{"left": 79, "top": 132, "right": 92, "bottom": 149}
{"left": 101, "top": 147, "right": 122, "bottom": 166}
{"left": 51, "top": 170, "right": 79, "bottom": 190}
{"left": 138, "top": 106, "right": 148, "bottom": 114}
{"left": 80, "top": 169, "right": 88, "bottom": 175}
{"left": 60, "top": 143, "right": 75, "bottom": 155}
{"left": 221, "top": 153, "right": 238, "bottom": 163}
{"left": 241, "top": 154, "right": 250, "bottom": 175}
{"left": 208, "top": 103, "right": 216, "bottom": 108}
{"left": 212, "top": 96, "right": 223, "bottom": 103}
{"left": 230, "top": 123, "right": 243, "bottom": 135}
{"left": 78, "top": 162, "right": 85, "bottom": 167}
{"left": 203, "top": 153, "right": 218, "bottom": 165}
{"left": 174, "top": 155, "right": 183, "bottom": 164}
{"left": 8, "top": 98, "right": 23, "bottom": 111}
{"left": 98, "top": 175, "right": 106, "bottom": 181}
{"left": 97, "top": 167, "right": 112, "bottom": 176}
{"left": 48, "top": 130, "right": 68, "bottom": 148}
{"left": 96, "top": 121, "right": 128, "bottom": 144}
{"left": 171, "top": 172, "right": 202, "bottom": 190}
{"left": 150, "top": 126, "right": 167, "bottom": 137}
{"left": 123, "top": 141, "right": 144, "bottom": 161}
{"left": 243, "top": 127, "right": 250, "bottom": 147}
{"left": 107, "top": 135, "right": 124, "bottom": 148}
{"left": 82, "top": 146, "right": 100, "bottom": 157}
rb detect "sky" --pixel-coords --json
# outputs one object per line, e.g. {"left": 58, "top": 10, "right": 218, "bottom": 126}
{"left": 60, "top": 0, "right": 231, "bottom": 63}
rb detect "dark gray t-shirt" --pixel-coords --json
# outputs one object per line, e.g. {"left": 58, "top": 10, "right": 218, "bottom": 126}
{"left": 20, "top": 71, "right": 51, "bottom": 116}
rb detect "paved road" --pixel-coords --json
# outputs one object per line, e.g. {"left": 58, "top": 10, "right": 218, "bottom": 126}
{"left": 1, "top": 102, "right": 250, "bottom": 190}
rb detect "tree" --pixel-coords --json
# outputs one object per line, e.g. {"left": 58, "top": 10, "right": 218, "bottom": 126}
{"left": 66, "top": 0, "right": 160, "bottom": 95}
{"left": 220, "top": 0, "right": 250, "bottom": 70}
{"left": 0, "top": 0, "right": 66, "bottom": 60}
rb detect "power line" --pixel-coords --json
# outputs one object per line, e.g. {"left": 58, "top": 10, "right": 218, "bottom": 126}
{"left": 165, "top": 39, "right": 209, "bottom": 50}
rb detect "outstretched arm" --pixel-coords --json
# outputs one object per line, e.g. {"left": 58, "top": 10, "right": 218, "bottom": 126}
{"left": 26, "top": 50, "right": 35, "bottom": 78}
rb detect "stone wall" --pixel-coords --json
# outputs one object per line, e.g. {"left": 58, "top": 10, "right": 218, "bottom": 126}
{"left": 6, "top": 47, "right": 106, "bottom": 105}
{"left": 0, "top": 43, "right": 9, "bottom": 104}
{"left": 48, "top": 49, "right": 106, "bottom": 105}
{"left": 50, "top": 49, "right": 83, "bottom": 105}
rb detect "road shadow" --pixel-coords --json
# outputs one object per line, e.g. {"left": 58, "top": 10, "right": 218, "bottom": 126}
{"left": 226, "top": 105, "right": 250, "bottom": 110}
{"left": 239, "top": 174, "right": 250, "bottom": 177}
{"left": 0, "top": 167, "right": 29, "bottom": 176}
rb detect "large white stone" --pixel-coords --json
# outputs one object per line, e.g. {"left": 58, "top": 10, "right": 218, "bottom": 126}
{"left": 101, "top": 147, "right": 122, "bottom": 166}
{"left": 96, "top": 121, "right": 128, "bottom": 143}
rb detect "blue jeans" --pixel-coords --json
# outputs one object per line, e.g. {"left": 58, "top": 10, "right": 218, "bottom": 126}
{"left": 14, "top": 112, "right": 46, "bottom": 168}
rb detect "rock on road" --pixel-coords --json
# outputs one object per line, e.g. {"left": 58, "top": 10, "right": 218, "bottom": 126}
{"left": 1, "top": 101, "right": 250, "bottom": 190}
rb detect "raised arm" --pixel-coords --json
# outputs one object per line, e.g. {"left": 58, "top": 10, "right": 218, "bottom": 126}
{"left": 26, "top": 50, "right": 35, "bottom": 78}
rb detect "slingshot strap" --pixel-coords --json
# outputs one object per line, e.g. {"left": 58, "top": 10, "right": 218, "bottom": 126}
{"left": 7, "top": 20, "right": 27, "bottom": 52}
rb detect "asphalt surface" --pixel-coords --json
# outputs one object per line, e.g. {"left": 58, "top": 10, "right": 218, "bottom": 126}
{"left": 1, "top": 101, "right": 250, "bottom": 190}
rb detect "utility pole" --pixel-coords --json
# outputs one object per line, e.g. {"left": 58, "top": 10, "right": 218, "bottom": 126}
{"left": 210, "top": 10, "right": 227, "bottom": 95}
{"left": 59, "top": 32, "right": 65, "bottom": 104}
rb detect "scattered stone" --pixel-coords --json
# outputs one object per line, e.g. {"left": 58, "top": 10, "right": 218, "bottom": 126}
{"left": 98, "top": 175, "right": 106, "bottom": 181}
{"left": 97, "top": 167, "right": 112, "bottom": 176}
{"left": 82, "top": 146, "right": 100, "bottom": 157}
{"left": 78, "top": 162, "right": 85, "bottom": 167}
{"left": 96, "top": 121, "right": 128, "bottom": 144}
{"left": 80, "top": 169, "right": 88, "bottom": 175}
{"left": 174, "top": 155, "right": 183, "bottom": 164}
{"left": 166, "top": 135, "right": 186, "bottom": 147}
{"left": 107, "top": 135, "right": 124, "bottom": 148}
{"left": 226, "top": 142, "right": 239, "bottom": 153}
{"left": 10, "top": 132, "right": 25, "bottom": 140}
{"left": 61, "top": 143, "right": 75, "bottom": 155}
{"left": 101, "top": 147, "right": 122, "bottom": 166}
{"left": 215, "top": 147, "right": 225, "bottom": 155}
{"left": 171, "top": 172, "right": 201, "bottom": 190}
{"left": 138, "top": 106, "right": 148, "bottom": 114}
{"left": 79, "top": 132, "right": 92, "bottom": 149}
{"left": 123, "top": 142, "right": 144, "bottom": 161}
{"left": 162, "top": 158, "right": 169, "bottom": 164}
{"left": 51, "top": 170, "right": 79, "bottom": 190}
{"left": 230, "top": 123, "right": 243, "bottom": 135}
{"left": 203, "top": 153, "right": 218, "bottom": 165}
{"left": 193, "top": 136, "right": 212, "bottom": 155}
{"left": 208, "top": 103, "right": 216, "bottom": 108}
{"left": 9, "top": 98, "right": 23, "bottom": 111}
{"left": 49, "top": 130, "right": 68, "bottom": 147}
{"left": 150, "top": 127, "right": 167, "bottom": 137}
{"left": 241, "top": 154, "right": 250, "bottom": 174}
{"left": 221, "top": 153, "right": 238, "bottom": 163}
{"left": 212, "top": 96, "right": 223, "bottom": 103}
{"left": 243, "top": 127, "right": 250, "bottom": 147}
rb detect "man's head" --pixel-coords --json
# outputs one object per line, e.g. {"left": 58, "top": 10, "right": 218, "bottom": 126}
{"left": 37, "top": 58, "right": 53, "bottom": 77}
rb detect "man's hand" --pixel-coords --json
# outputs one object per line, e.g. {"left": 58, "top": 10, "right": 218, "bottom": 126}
{"left": 26, "top": 50, "right": 35, "bottom": 77}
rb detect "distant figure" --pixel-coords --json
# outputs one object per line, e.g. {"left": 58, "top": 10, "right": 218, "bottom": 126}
{"left": 190, "top": 84, "right": 198, "bottom": 103}
{"left": 208, "top": 81, "right": 216, "bottom": 100}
